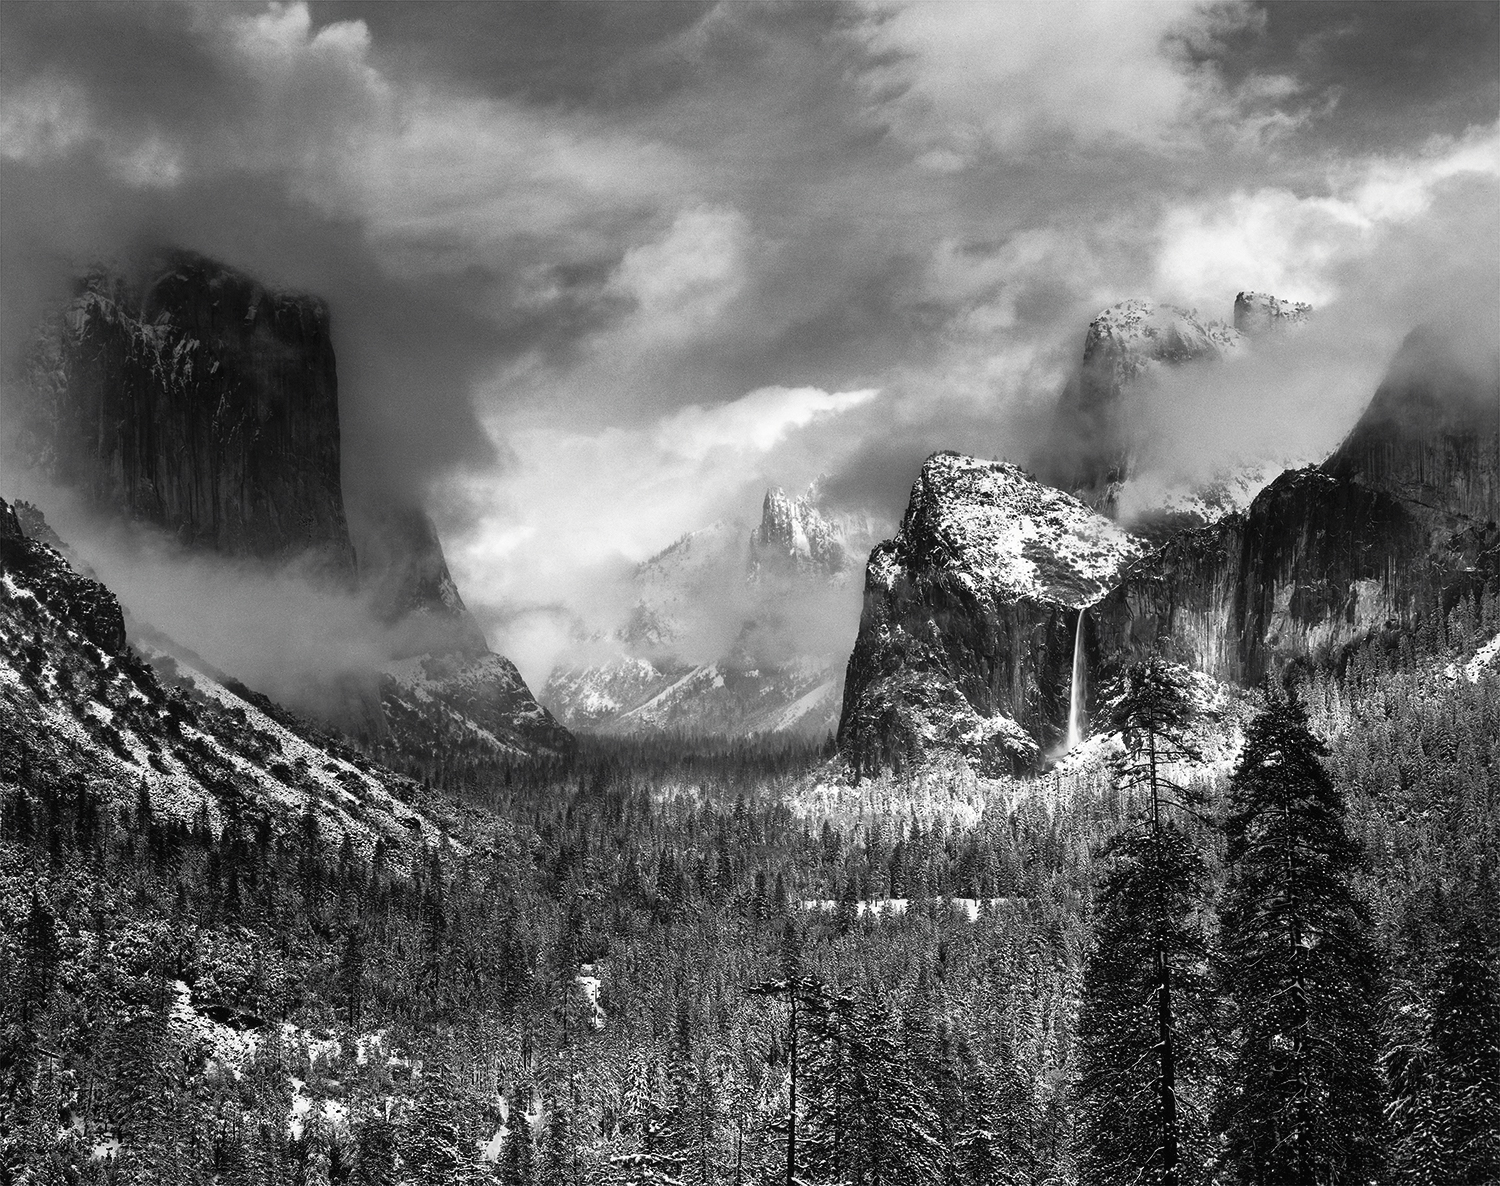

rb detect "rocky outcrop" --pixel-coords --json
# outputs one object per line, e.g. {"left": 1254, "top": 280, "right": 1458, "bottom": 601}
{"left": 1042, "top": 299, "right": 1241, "bottom": 511}
{"left": 1, "top": 497, "right": 126, "bottom": 656}
{"left": 1234, "top": 291, "right": 1312, "bottom": 335}
{"left": 26, "top": 254, "right": 354, "bottom": 572}
{"left": 748, "top": 484, "right": 851, "bottom": 579}
{"left": 839, "top": 327, "right": 1496, "bottom": 776}
{"left": 1094, "top": 326, "right": 1498, "bottom": 684}
{"left": 837, "top": 454, "right": 1142, "bottom": 775}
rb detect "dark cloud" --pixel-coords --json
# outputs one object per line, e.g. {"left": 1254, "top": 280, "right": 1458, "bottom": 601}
{"left": 1216, "top": 2, "right": 1500, "bottom": 152}
{"left": 2, "top": 0, "right": 1496, "bottom": 685}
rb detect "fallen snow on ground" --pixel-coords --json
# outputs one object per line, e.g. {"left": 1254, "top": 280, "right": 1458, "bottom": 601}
{"left": 802, "top": 896, "right": 1023, "bottom": 923}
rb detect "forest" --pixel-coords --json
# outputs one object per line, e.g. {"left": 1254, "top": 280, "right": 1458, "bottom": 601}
{"left": 2, "top": 594, "right": 1498, "bottom": 1186}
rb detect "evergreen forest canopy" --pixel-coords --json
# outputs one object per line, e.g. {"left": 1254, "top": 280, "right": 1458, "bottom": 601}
{"left": 2, "top": 584, "right": 1498, "bottom": 1185}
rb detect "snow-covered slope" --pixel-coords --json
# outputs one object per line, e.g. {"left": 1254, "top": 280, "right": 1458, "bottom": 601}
{"left": 0, "top": 498, "right": 461, "bottom": 871}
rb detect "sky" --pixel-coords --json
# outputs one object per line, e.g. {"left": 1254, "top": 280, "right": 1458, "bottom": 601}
{"left": 2, "top": 0, "right": 1497, "bottom": 683}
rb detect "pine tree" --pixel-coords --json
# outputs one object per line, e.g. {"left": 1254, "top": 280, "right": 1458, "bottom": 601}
{"left": 1429, "top": 921, "right": 1500, "bottom": 1183}
{"left": 1077, "top": 657, "right": 1215, "bottom": 1186}
{"left": 1216, "top": 691, "right": 1384, "bottom": 1185}
{"left": 351, "top": 1112, "right": 399, "bottom": 1186}
{"left": 500, "top": 1083, "right": 536, "bottom": 1186}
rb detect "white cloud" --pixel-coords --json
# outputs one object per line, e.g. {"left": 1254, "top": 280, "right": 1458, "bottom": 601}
{"left": 656, "top": 385, "right": 877, "bottom": 458}
{"left": 611, "top": 206, "right": 752, "bottom": 340}
{"left": 445, "top": 384, "right": 878, "bottom": 680}
{"left": 1154, "top": 122, "right": 1500, "bottom": 309}
{"left": 858, "top": 0, "right": 1266, "bottom": 165}
{"left": 0, "top": 73, "right": 93, "bottom": 162}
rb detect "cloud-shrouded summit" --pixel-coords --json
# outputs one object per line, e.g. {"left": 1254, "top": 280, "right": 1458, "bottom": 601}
{"left": 2, "top": 0, "right": 1497, "bottom": 688}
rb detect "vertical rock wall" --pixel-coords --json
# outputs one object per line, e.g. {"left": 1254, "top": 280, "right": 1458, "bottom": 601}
{"left": 29, "top": 254, "right": 354, "bottom": 572}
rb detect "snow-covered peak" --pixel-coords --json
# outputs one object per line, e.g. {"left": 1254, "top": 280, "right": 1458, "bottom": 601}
{"left": 749, "top": 482, "right": 853, "bottom": 578}
{"left": 889, "top": 453, "right": 1144, "bottom": 608}
{"left": 1083, "top": 298, "right": 1241, "bottom": 376}
{"left": 1233, "top": 291, "right": 1312, "bottom": 335}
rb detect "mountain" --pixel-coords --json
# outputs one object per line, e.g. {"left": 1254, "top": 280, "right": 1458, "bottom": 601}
{"left": 1095, "top": 325, "right": 1499, "bottom": 685}
{"left": 544, "top": 482, "right": 877, "bottom": 737}
{"left": 0, "top": 496, "right": 459, "bottom": 866}
{"left": 1040, "top": 293, "right": 1311, "bottom": 525}
{"left": 23, "top": 255, "right": 354, "bottom": 571}
{"left": 15, "top": 253, "right": 570, "bottom": 767}
{"left": 840, "top": 325, "right": 1498, "bottom": 776}
{"left": 1233, "top": 290, "right": 1312, "bottom": 334}
{"left": 837, "top": 453, "right": 1142, "bottom": 775}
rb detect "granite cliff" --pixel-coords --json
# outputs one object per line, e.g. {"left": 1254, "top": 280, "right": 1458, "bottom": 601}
{"left": 25, "top": 255, "right": 354, "bottom": 571}
{"left": 837, "top": 454, "right": 1141, "bottom": 776}
{"left": 841, "top": 321, "right": 1496, "bottom": 776}
{"left": 15, "top": 254, "right": 571, "bottom": 766}
{"left": 1095, "top": 326, "right": 1499, "bottom": 685}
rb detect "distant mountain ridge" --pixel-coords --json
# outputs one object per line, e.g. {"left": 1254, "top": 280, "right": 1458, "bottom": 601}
{"left": 544, "top": 480, "right": 880, "bottom": 737}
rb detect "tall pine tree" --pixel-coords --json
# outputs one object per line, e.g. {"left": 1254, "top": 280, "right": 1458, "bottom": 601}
{"left": 1216, "top": 690, "right": 1384, "bottom": 1185}
{"left": 1077, "top": 657, "right": 1216, "bottom": 1186}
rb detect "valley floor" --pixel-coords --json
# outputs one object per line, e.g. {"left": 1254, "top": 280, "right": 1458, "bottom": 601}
{"left": 3, "top": 615, "right": 1499, "bottom": 1184}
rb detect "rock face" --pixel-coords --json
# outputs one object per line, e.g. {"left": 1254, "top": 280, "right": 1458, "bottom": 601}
{"left": 544, "top": 482, "right": 877, "bottom": 737}
{"left": 26, "top": 254, "right": 354, "bottom": 571}
{"left": 1095, "top": 326, "right": 1499, "bottom": 684}
{"left": 748, "top": 484, "right": 852, "bottom": 579}
{"left": 18, "top": 254, "right": 571, "bottom": 765}
{"left": 351, "top": 499, "right": 489, "bottom": 657}
{"left": 839, "top": 327, "right": 1496, "bottom": 776}
{"left": 0, "top": 498, "right": 126, "bottom": 656}
{"left": 1234, "top": 291, "right": 1312, "bottom": 335}
{"left": 837, "top": 454, "right": 1142, "bottom": 775}
{"left": 1043, "top": 299, "right": 1241, "bottom": 512}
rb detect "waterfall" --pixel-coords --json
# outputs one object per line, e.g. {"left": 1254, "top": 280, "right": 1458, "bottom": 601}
{"left": 1065, "top": 607, "right": 1087, "bottom": 750}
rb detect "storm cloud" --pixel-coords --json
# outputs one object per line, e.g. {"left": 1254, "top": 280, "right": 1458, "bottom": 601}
{"left": 2, "top": 1, "right": 1496, "bottom": 685}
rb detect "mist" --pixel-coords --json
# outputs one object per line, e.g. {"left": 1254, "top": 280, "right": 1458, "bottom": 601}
{"left": 3, "top": 1, "right": 1497, "bottom": 710}
{"left": 1115, "top": 176, "right": 1500, "bottom": 522}
{"left": 2, "top": 475, "right": 470, "bottom": 728}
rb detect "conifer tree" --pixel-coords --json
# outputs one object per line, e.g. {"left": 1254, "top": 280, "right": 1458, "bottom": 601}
{"left": 500, "top": 1083, "right": 536, "bottom": 1186}
{"left": 1077, "top": 657, "right": 1215, "bottom": 1186}
{"left": 1216, "top": 691, "right": 1384, "bottom": 1185}
{"left": 350, "top": 1112, "right": 399, "bottom": 1186}
{"left": 1429, "top": 921, "right": 1500, "bottom": 1183}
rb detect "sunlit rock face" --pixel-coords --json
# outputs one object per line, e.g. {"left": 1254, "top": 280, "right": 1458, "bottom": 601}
{"left": 26, "top": 253, "right": 354, "bottom": 573}
{"left": 1094, "top": 326, "right": 1499, "bottom": 684}
{"left": 838, "top": 453, "right": 1142, "bottom": 776}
